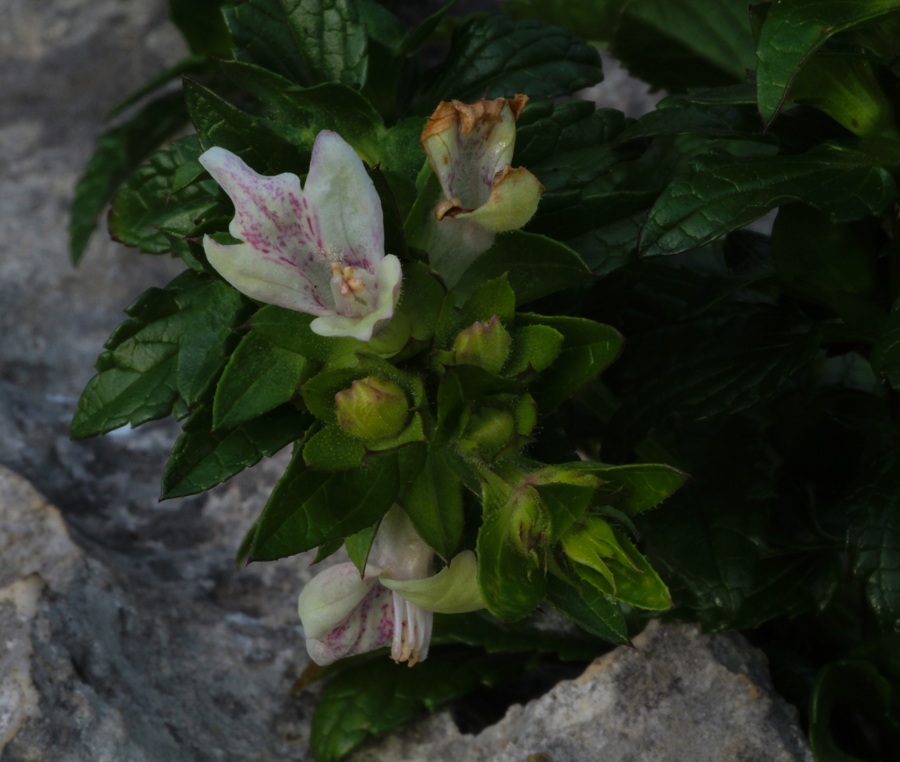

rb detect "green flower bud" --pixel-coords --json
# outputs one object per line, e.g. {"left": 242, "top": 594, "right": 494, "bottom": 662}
{"left": 335, "top": 376, "right": 410, "bottom": 441}
{"left": 461, "top": 408, "right": 516, "bottom": 460}
{"left": 507, "top": 485, "right": 548, "bottom": 558}
{"left": 452, "top": 315, "right": 512, "bottom": 374}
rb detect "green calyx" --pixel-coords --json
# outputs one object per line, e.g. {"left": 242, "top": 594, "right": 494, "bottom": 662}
{"left": 451, "top": 315, "right": 513, "bottom": 374}
{"left": 458, "top": 394, "right": 537, "bottom": 461}
{"left": 335, "top": 376, "right": 410, "bottom": 441}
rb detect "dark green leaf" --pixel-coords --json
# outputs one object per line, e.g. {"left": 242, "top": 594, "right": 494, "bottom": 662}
{"left": 455, "top": 232, "right": 591, "bottom": 306}
{"left": 250, "top": 449, "right": 399, "bottom": 560}
{"left": 514, "top": 101, "right": 632, "bottom": 195}
{"left": 70, "top": 92, "right": 188, "bottom": 263}
{"left": 756, "top": 0, "right": 900, "bottom": 125}
{"left": 213, "top": 330, "right": 308, "bottom": 429}
{"left": 610, "top": 310, "right": 821, "bottom": 446}
{"left": 771, "top": 205, "right": 884, "bottom": 332}
{"left": 416, "top": 15, "right": 603, "bottom": 109}
{"left": 872, "top": 306, "right": 900, "bottom": 389}
{"left": 161, "top": 404, "right": 310, "bottom": 498}
{"left": 345, "top": 519, "right": 379, "bottom": 573}
{"left": 183, "top": 78, "right": 303, "bottom": 174}
{"left": 71, "top": 272, "right": 249, "bottom": 438}
{"left": 310, "top": 651, "right": 527, "bottom": 762}
{"left": 617, "top": 95, "right": 765, "bottom": 143}
{"left": 517, "top": 314, "right": 623, "bottom": 413}
{"left": 107, "top": 134, "right": 219, "bottom": 255}
{"left": 459, "top": 275, "right": 516, "bottom": 327}
{"left": 592, "top": 463, "right": 689, "bottom": 516}
{"left": 610, "top": 0, "right": 756, "bottom": 92}
{"left": 640, "top": 146, "right": 897, "bottom": 258}
{"left": 503, "top": 0, "right": 617, "bottom": 44}
{"left": 223, "top": 0, "right": 368, "bottom": 87}
{"left": 170, "top": 0, "right": 230, "bottom": 55}
{"left": 545, "top": 571, "right": 628, "bottom": 643}
{"left": 398, "top": 446, "right": 464, "bottom": 559}
{"left": 302, "top": 424, "right": 366, "bottom": 469}
{"left": 250, "top": 305, "right": 362, "bottom": 362}
{"left": 847, "top": 457, "right": 900, "bottom": 630}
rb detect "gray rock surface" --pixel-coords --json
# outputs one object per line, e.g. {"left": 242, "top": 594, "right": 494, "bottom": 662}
{"left": 350, "top": 623, "right": 814, "bottom": 762}
{"left": 0, "top": 1, "right": 810, "bottom": 761}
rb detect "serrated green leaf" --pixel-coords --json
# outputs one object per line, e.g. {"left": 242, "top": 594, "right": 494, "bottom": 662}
{"left": 223, "top": 0, "right": 368, "bottom": 88}
{"left": 592, "top": 463, "right": 689, "bottom": 516}
{"left": 610, "top": 0, "right": 756, "bottom": 92}
{"left": 250, "top": 305, "right": 361, "bottom": 363}
{"left": 213, "top": 330, "right": 308, "bottom": 429}
{"left": 107, "top": 134, "right": 219, "bottom": 255}
{"left": 398, "top": 445, "right": 464, "bottom": 560}
{"left": 517, "top": 314, "right": 622, "bottom": 413}
{"left": 310, "top": 651, "right": 527, "bottom": 762}
{"left": 514, "top": 101, "right": 632, "bottom": 195}
{"left": 455, "top": 232, "right": 590, "bottom": 306}
{"left": 70, "top": 92, "right": 189, "bottom": 263}
{"left": 459, "top": 275, "right": 516, "bottom": 327}
{"left": 161, "top": 404, "right": 310, "bottom": 498}
{"left": 847, "top": 457, "right": 900, "bottom": 630}
{"left": 71, "top": 272, "right": 249, "bottom": 438}
{"left": 416, "top": 15, "right": 603, "bottom": 109}
{"left": 251, "top": 450, "right": 399, "bottom": 560}
{"left": 756, "top": 0, "right": 900, "bottom": 125}
{"left": 617, "top": 95, "right": 765, "bottom": 143}
{"left": 640, "top": 146, "right": 897, "bottom": 258}
{"left": 545, "top": 571, "right": 628, "bottom": 644}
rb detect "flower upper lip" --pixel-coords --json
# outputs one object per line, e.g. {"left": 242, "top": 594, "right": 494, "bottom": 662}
{"left": 199, "top": 130, "right": 402, "bottom": 341}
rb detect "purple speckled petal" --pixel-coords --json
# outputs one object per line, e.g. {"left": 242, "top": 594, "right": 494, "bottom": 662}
{"left": 298, "top": 563, "right": 395, "bottom": 667}
{"left": 199, "top": 147, "right": 335, "bottom": 313}
{"left": 303, "top": 131, "right": 384, "bottom": 272}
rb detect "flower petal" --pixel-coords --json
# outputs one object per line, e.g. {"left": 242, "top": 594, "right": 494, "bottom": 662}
{"left": 297, "top": 563, "right": 395, "bottom": 666}
{"left": 421, "top": 96, "right": 527, "bottom": 209}
{"left": 303, "top": 130, "right": 385, "bottom": 272}
{"left": 199, "top": 147, "right": 335, "bottom": 306}
{"left": 203, "top": 236, "right": 332, "bottom": 315}
{"left": 381, "top": 551, "right": 485, "bottom": 614}
{"left": 454, "top": 166, "right": 543, "bottom": 233}
{"left": 310, "top": 254, "right": 403, "bottom": 340}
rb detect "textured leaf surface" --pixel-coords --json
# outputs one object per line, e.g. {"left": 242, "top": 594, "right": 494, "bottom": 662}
{"left": 161, "top": 404, "right": 309, "bottom": 498}
{"left": 640, "top": 147, "right": 897, "bottom": 258}
{"left": 71, "top": 272, "right": 249, "bottom": 438}
{"left": 223, "top": 0, "right": 368, "bottom": 87}
{"left": 71, "top": 93, "right": 188, "bottom": 262}
{"left": 417, "top": 15, "right": 603, "bottom": 108}
{"left": 847, "top": 458, "right": 900, "bottom": 630}
{"left": 756, "top": 0, "right": 900, "bottom": 124}
{"left": 251, "top": 450, "right": 399, "bottom": 560}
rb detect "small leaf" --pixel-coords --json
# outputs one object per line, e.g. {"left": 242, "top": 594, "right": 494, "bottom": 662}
{"left": 398, "top": 445, "right": 465, "bottom": 559}
{"left": 71, "top": 272, "right": 249, "bottom": 438}
{"left": 455, "top": 232, "right": 591, "bottom": 306}
{"left": 161, "top": 404, "right": 310, "bottom": 498}
{"left": 213, "top": 330, "right": 309, "bottom": 429}
{"left": 251, "top": 450, "right": 399, "bottom": 561}
{"left": 517, "top": 314, "right": 623, "bottom": 412}
{"left": 70, "top": 92, "right": 188, "bottom": 263}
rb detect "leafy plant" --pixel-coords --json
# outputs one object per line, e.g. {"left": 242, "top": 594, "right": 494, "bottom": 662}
{"left": 70, "top": 0, "right": 900, "bottom": 759}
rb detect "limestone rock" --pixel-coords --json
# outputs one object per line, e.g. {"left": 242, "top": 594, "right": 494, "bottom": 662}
{"left": 350, "top": 623, "right": 814, "bottom": 762}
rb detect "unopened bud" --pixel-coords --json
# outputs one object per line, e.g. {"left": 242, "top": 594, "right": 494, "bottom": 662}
{"left": 452, "top": 315, "right": 512, "bottom": 374}
{"left": 335, "top": 376, "right": 409, "bottom": 441}
{"left": 508, "top": 485, "right": 548, "bottom": 557}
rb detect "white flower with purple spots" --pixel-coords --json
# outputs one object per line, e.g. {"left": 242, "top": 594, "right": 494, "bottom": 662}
{"left": 199, "top": 131, "right": 401, "bottom": 341}
{"left": 297, "top": 506, "right": 484, "bottom": 666}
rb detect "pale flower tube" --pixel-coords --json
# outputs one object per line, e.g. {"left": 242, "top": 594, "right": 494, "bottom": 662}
{"left": 418, "top": 95, "right": 544, "bottom": 284}
{"left": 199, "top": 130, "right": 401, "bottom": 341}
{"left": 297, "top": 506, "right": 484, "bottom": 666}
